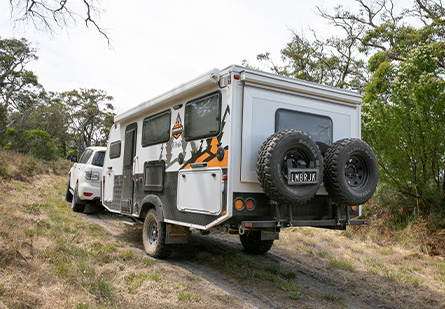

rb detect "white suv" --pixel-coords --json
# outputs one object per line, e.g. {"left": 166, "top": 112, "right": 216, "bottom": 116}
{"left": 65, "top": 146, "right": 107, "bottom": 213}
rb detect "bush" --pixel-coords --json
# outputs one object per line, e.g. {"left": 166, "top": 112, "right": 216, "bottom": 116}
{"left": 3, "top": 128, "right": 58, "bottom": 161}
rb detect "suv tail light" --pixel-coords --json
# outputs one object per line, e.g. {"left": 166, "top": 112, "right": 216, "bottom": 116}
{"left": 85, "top": 170, "right": 100, "bottom": 181}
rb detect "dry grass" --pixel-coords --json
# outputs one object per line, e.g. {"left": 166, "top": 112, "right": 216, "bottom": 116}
{"left": 278, "top": 226, "right": 445, "bottom": 295}
{"left": 0, "top": 175, "right": 246, "bottom": 308}
{"left": 0, "top": 149, "right": 71, "bottom": 181}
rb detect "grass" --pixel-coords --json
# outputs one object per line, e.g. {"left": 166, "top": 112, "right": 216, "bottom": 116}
{"left": 0, "top": 171, "right": 248, "bottom": 308}
{"left": 327, "top": 257, "right": 354, "bottom": 271}
{"left": 178, "top": 292, "right": 201, "bottom": 301}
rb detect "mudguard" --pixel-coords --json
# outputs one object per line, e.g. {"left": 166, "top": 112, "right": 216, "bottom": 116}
{"left": 140, "top": 194, "right": 165, "bottom": 222}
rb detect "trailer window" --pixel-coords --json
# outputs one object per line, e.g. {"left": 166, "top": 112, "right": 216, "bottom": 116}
{"left": 142, "top": 110, "right": 171, "bottom": 147}
{"left": 109, "top": 141, "right": 121, "bottom": 159}
{"left": 184, "top": 92, "right": 221, "bottom": 141}
{"left": 275, "top": 109, "right": 333, "bottom": 146}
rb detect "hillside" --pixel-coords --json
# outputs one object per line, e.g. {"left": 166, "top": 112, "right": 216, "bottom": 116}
{"left": 0, "top": 149, "right": 444, "bottom": 308}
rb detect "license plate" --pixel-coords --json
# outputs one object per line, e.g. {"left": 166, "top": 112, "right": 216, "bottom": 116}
{"left": 288, "top": 169, "right": 318, "bottom": 185}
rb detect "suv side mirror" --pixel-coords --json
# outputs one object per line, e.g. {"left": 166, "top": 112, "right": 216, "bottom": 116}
{"left": 70, "top": 155, "right": 78, "bottom": 162}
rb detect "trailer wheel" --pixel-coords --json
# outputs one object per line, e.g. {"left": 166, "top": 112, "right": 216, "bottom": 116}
{"left": 240, "top": 231, "right": 274, "bottom": 254}
{"left": 142, "top": 209, "right": 171, "bottom": 259}
{"left": 323, "top": 138, "right": 378, "bottom": 205}
{"left": 71, "top": 183, "right": 86, "bottom": 213}
{"left": 257, "top": 130, "right": 323, "bottom": 204}
{"left": 65, "top": 178, "right": 73, "bottom": 203}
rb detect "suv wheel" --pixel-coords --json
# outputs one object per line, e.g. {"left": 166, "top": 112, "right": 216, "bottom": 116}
{"left": 71, "top": 183, "right": 86, "bottom": 213}
{"left": 65, "top": 179, "right": 73, "bottom": 203}
{"left": 257, "top": 130, "right": 323, "bottom": 204}
{"left": 324, "top": 138, "right": 378, "bottom": 205}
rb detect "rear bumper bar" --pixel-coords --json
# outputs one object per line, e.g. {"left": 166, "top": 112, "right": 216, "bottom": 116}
{"left": 241, "top": 219, "right": 369, "bottom": 229}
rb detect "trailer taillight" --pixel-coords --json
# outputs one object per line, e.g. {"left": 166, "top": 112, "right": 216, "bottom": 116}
{"left": 245, "top": 199, "right": 255, "bottom": 211}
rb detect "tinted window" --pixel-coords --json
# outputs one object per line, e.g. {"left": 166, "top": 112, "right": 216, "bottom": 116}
{"left": 109, "top": 141, "right": 121, "bottom": 159}
{"left": 123, "top": 128, "right": 136, "bottom": 168}
{"left": 184, "top": 92, "right": 221, "bottom": 141}
{"left": 142, "top": 110, "right": 171, "bottom": 147}
{"left": 78, "top": 149, "right": 93, "bottom": 164}
{"left": 91, "top": 151, "right": 105, "bottom": 167}
{"left": 275, "top": 109, "right": 333, "bottom": 145}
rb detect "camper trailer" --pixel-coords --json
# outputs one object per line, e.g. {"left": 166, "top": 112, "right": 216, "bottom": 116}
{"left": 101, "top": 65, "right": 378, "bottom": 258}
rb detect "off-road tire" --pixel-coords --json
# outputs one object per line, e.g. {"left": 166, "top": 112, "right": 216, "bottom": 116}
{"left": 65, "top": 178, "right": 73, "bottom": 202}
{"left": 240, "top": 231, "right": 274, "bottom": 254}
{"left": 323, "top": 138, "right": 378, "bottom": 205}
{"left": 257, "top": 130, "right": 323, "bottom": 205}
{"left": 71, "top": 183, "right": 86, "bottom": 213}
{"left": 142, "top": 209, "right": 171, "bottom": 259}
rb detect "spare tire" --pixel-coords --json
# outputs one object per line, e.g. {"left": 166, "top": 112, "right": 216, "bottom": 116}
{"left": 257, "top": 130, "right": 323, "bottom": 205}
{"left": 323, "top": 138, "right": 378, "bottom": 205}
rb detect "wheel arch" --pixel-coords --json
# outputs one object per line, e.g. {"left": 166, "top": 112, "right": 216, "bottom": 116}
{"left": 139, "top": 194, "right": 165, "bottom": 222}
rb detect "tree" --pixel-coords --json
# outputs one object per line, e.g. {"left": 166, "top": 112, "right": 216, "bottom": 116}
{"left": 0, "top": 38, "right": 39, "bottom": 112}
{"left": 0, "top": 37, "right": 41, "bottom": 144}
{"left": 59, "top": 88, "right": 115, "bottom": 152}
{"left": 363, "top": 43, "right": 445, "bottom": 212}
{"left": 257, "top": 0, "right": 445, "bottom": 214}
{"left": 8, "top": 0, "right": 109, "bottom": 42}
{"left": 256, "top": 28, "right": 368, "bottom": 90}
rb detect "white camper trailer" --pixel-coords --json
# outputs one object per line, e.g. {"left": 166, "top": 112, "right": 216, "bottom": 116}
{"left": 101, "top": 65, "right": 378, "bottom": 258}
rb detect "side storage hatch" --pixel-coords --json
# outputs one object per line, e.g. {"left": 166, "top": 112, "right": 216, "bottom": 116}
{"left": 103, "top": 169, "right": 115, "bottom": 203}
{"left": 177, "top": 168, "right": 223, "bottom": 215}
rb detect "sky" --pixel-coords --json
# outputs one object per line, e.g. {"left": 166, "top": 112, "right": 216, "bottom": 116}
{"left": 0, "top": 0, "right": 411, "bottom": 114}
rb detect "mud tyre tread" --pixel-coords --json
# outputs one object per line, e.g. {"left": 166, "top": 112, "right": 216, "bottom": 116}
{"left": 142, "top": 209, "right": 171, "bottom": 259}
{"left": 257, "top": 130, "right": 323, "bottom": 205}
{"left": 240, "top": 231, "right": 274, "bottom": 254}
{"left": 323, "top": 138, "right": 378, "bottom": 205}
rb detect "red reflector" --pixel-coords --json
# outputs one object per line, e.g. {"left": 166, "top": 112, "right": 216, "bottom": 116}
{"left": 234, "top": 74, "right": 240, "bottom": 80}
{"left": 223, "top": 175, "right": 227, "bottom": 180}
{"left": 244, "top": 223, "right": 253, "bottom": 227}
{"left": 83, "top": 192, "right": 93, "bottom": 197}
{"left": 364, "top": 221, "right": 369, "bottom": 225}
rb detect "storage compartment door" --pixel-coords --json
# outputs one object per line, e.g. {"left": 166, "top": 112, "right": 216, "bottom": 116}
{"left": 177, "top": 168, "right": 222, "bottom": 215}
{"left": 103, "top": 170, "right": 115, "bottom": 203}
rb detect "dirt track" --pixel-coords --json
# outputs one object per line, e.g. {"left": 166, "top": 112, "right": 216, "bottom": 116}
{"left": 84, "top": 207, "right": 445, "bottom": 308}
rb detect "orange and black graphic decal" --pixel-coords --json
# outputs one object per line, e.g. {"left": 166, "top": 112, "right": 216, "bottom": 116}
{"left": 163, "top": 105, "right": 230, "bottom": 170}
{"left": 172, "top": 114, "right": 183, "bottom": 139}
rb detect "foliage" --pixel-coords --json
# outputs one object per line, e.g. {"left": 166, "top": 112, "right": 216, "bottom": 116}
{"left": 0, "top": 37, "right": 115, "bottom": 159}
{"left": 58, "top": 88, "right": 115, "bottom": 152}
{"left": 256, "top": 29, "right": 367, "bottom": 90}
{"left": 4, "top": 128, "right": 59, "bottom": 160}
{"left": 363, "top": 43, "right": 445, "bottom": 212}
{"left": 0, "top": 37, "right": 40, "bottom": 115}
{"left": 258, "top": 0, "right": 445, "bottom": 216}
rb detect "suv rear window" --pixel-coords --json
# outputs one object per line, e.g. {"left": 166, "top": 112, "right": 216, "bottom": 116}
{"left": 275, "top": 109, "right": 332, "bottom": 145}
{"left": 78, "top": 149, "right": 93, "bottom": 164}
{"left": 184, "top": 92, "right": 221, "bottom": 141}
{"left": 91, "top": 151, "right": 105, "bottom": 167}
